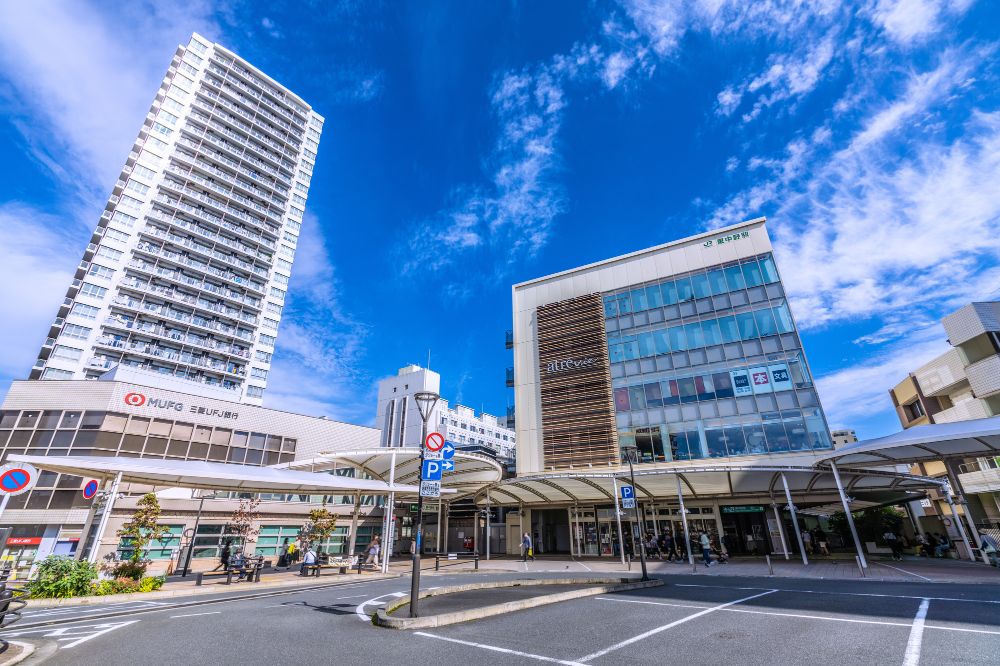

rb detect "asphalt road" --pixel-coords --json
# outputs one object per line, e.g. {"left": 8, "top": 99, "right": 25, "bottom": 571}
{"left": 7, "top": 572, "right": 1000, "bottom": 666}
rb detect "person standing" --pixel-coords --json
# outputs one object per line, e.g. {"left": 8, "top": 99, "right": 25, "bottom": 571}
{"left": 521, "top": 532, "right": 534, "bottom": 562}
{"left": 276, "top": 537, "right": 291, "bottom": 569}
{"left": 801, "top": 528, "right": 813, "bottom": 555}
{"left": 700, "top": 531, "right": 713, "bottom": 567}
{"left": 217, "top": 540, "right": 232, "bottom": 572}
{"left": 365, "top": 537, "right": 381, "bottom": 568}
{"left": 883, "top": 530, "right": 902, "bottom": 561}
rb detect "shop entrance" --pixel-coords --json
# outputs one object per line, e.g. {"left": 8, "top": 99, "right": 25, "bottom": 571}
{"left": 721, "top": 505, "right": 769, "bottom": 555}
{"left": 531, "top": 508, "right": 570, "bottom": 554}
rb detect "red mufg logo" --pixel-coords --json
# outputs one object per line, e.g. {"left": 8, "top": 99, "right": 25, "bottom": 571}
{"left": 124, "top": 392, "right": 146, "bottom": 407}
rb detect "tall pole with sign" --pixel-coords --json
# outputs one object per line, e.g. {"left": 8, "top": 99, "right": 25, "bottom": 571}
{"left": 620, "top": 444, "right": 649, "bottom": 581}
{"left": 409, "top": 391, "right": 439, "bottom": 618}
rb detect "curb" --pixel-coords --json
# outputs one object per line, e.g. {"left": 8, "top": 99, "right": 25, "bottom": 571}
{"left": 26, "top": 573, "right": 396, "bottom": 608}
{"left": 0, "top": 642, "right": 35, "bottom": 666}
{"left": 375, "top": 576, "right": 662, "bottom": 629}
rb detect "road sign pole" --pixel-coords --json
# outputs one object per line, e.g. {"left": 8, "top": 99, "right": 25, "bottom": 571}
{"left": 0, "top": 494, "right": 10, "bottom": 523}
{"left": 88, "top": 471, "right": 123, "bottom": 564}
{"left": 626, "top": 457, "right": 649, "bottom": 581}
{"left": 409, "top": 391, "right": 439, "bottom": 618}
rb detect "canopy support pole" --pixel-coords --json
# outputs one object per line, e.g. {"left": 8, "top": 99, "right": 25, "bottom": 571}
{"left": 485, "top": 489, "right": 491, "bottom": 561}
{"left": 771, "top": 502, "right": 789, "bottom": 560}
{"left": 612, "top": 477, "right": 626, "bottom": 566}
{"left": 442, "top": 501, "right": 449, "bottom": 556}
{"left": 435, "top": 499, "right": 442, "bottom": 554}
{"left": 347, "top": 493, "right": 361, "bottom": 559}
{"left": 567, "top": 506, "right": 575, "bottom": 558}
{"left": 945, "top": 460, "right": 984, "bottom": 557}
{"left": 830, "top": 462, "right": 867, "bottom": 569}
{"left": 88, "top": 471, "right": 122, "bottom": 564}
{"left": 518, "top": 504, "right": 524, "bottom": 557}
{"left": 780, "top": 472, "right": 808, "bottom": 565}
{"left": 381, "top": 450, "right": 397, "bottom": 573}
{"left": 675, "top": 475, "right": 694, "bottom": 567}
{"left": 944, "top": 485, "right": 975, "bottom": 562}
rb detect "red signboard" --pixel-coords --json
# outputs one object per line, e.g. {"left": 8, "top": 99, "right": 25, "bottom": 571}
{"left": 6, "top": 537, "right": 42, "bottom": 546}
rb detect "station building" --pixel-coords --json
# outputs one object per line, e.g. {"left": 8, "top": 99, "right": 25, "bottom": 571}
{"left": 491, "top": 217, "right": 933, "bottom": 559}
{"left": 0, "top": 370, "right": 387, "bottom": 574}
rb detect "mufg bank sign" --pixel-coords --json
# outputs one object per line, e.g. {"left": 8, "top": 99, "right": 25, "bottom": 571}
{"left": 545, "top": 357, "right": 597, "bottom": 373}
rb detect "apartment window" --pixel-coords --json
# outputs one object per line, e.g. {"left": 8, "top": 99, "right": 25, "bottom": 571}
{"left": 265, "top": 302, "right": 282, "bottom": 316}
{"left": 79, "top": 283, "right": 108, "bottom": 299}
{"left": 279, "top": 244, "right": 294, "bottom": 259}
{"left": 178, "top": 61, "right": 199, "bottom": 77}
{"left": 182, "top": 51, "right": 203, "bottom": 66}
{"left": 303, "top": 149, "right": 316, "bottom": 161}
{"left": 272, "top": 273, "right": 289, "bottom": 286}
{"left": 158, "top": 110, "right": 179, "bottom": 126}
{"left": 144, "top": 135, "right": 168, "bottom": 154}
{"left": 286, "top": 220, "right": 301, "bottom": 232}
{"left": 70, "top": 303, "right": 99, "bottom": 320}
{"left": 117, "top": 195, "right": 142, "bottom": 212}
{"left": 246, "top": 386, "right": 264, "bottom": 398}
{"left": 189, "top": 39, "right": 208, "bottom": 54}
{"left": 262, "top": 318, "right": 279, "bottom": 331}
{"left": 132, "top": 164, "right": 157, "bottom": 182}
{"left": 255, "top": 350, "right": 272, "bottom": 363}
{"left": 294, "top": 182, "right": 308, "bottom": 194}
{"left": 161, "top": 97, "right": 184, "bottom": 114}
{"left": 904, "top": 400, "right": 925, "bottom": 421}
{"left": 308, "top": 127, "right": 321, "bottom": 141}
{"left": 283, "top": 231, "right": 298, "bottom": 245}
{"left": 88, "top": 264, "right": 115, "bottom": 280}
{"left": 167, "top": 84, "right": 189, "bottom": 100}
{"left": 269, "top": 287, "right": 285, "bottom": 300}
{"left": 111, "top": 211, "right": 137, "bottom": 227}
{"left": 138, "top": 150, "right": 162, "bottom": 166}
{"left": 251, "top": 368, "right": 268, "bottom": 380}
{"left": 276, "top": 259, "right": 292, "bottom": 272}
{"left": 288, "top": 207, "right": 303, "bottom": 221}
{"left": 95, "top": 246, "right": 123, "bottom": 262}
{"left": 291, "top": 194, "right": 307, "bottom": 207}
{"left": 259, "top": 334, "right": 276, "bottom": 347}
{"left": 42, "top": 368, "right": 74, "bottom": 380}
{"left": 61, "top": 323, "right": 92, "bottom": 340}
{"left": 151, "top": 122, "right": 172, "bottom": 137}
{"left": 51, "top": 345, "right": 83, "bottom": 362}
{"left": 103, "top": 228, "right": 130, "bottom": 244}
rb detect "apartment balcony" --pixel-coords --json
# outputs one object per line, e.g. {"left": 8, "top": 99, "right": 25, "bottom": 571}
{"left": 957, "top": 458, "right": 1000, "bottom": 495}
{"left": 146, "top": 208, "right": 270, "bottom": 269}
{"left": 171, "top": 147, "right": 288, "bottom": 208}
{"left": 934, "top": 398, "right": 991, "bottom": 424}
{"left": 158, "top": 178, "right": 278, "bottom": 238}
{"left": 107, "top": 294, "right": 254, "bottom": 344}
{"left": 505, "top": 367, "right": 514, "bottom": 388}
{"left": 117, "top": 277, "right": 258, "bottom": 325}
{"left": 943, "top": 302, "right": 1000, "bottom": 347}
{"left": 154, "top": 193, "right": 277, "bottom": 251}
{"left": 125, "top": 259, "right": 263, "bottom": 313}
{"left": 914, "top": 348, "right": 968, "bottom": 397}
{"left": 175, "top": 134, "right": 289, "bottom": 199}
{"left": 131, "top": 242, "right": 266, "bottom": 295}
{"left": 966, "top": 354, "right": 1000, "bottom": 399}
{"left": 139, "top": 225, "right": 270, "bottom": 278}
{"left": 505, "top": 329, "right": 513, "bottom": 350}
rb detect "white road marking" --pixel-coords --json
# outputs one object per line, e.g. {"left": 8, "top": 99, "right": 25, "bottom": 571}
{"left": 170, "top": 611, "right": 221, "bottom": 618}
{"left": 335, "top": 594, "right": 366, "bottom": 600}
{"left": 23, "top": 600, "right": 167, "bottom": 618}
{"left": 903, "top": 598, "right": 930, "bottom": 666}
{"left": 876, "top": 563, "right": 935, "bottom": 582}
{"left": 578, "top": 589, "right": 778, "bottom": 662}
{"left": 4, "top": 621, "right": 140, "bottom": 649}
{"left": 415, "top": 631, "right": 587, "bottom": 665}
{"left": 575, "top": 561, "right": 593, "bottom": 572}
{"left": 674, "top": 583, "right": 1000, "bottom": 604}
{"left": 355, "top": 592, "right": 406, "bottom": 622}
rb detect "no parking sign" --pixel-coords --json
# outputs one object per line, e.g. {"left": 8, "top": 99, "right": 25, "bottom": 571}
{"left": 82, "top": 479, "right": 99, "bottom": 500}
{"left": 0, "top": 463, "right": 38, "bottom": 496}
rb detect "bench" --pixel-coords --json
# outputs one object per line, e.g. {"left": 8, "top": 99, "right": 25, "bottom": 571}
{"left": 301, "top": 556, "right": 358, "bottom": 577}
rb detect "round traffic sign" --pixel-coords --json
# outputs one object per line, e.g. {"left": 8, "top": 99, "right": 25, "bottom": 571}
{"left": 82, "top": 479, "right": 99, "bottom": 500}
{"left": 0, "top": 463, "right": 38, "bottom": 496}
{"left": 425, "top": 432, "right": 445, "bottom": 451}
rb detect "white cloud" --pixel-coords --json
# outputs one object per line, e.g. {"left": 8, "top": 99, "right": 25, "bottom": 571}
{"left": 815, "top": 324, "right": 950, "bottom": 427}
{"left": 0, "top": 1, "right": 218, "bottom": 194}
{"left": 265, "top": 212, "right": 371, "bottom": 422}
{"left": 0, "top": 203, "right": 87, "bottom": 377}
{"left": 870, "top": 0, "right": 974, "bottom": 44}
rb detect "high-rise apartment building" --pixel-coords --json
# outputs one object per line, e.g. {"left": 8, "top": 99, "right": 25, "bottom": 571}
{"left": 30, "top": 33, "right": 324, "bottom": 405}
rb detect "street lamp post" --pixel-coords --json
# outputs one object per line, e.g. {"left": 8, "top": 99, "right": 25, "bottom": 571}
{"left": 620, "top": 443, "right": 649, "bottom": 581}
{"left": 409, "top": 391, "right": 439, "bottom": 618}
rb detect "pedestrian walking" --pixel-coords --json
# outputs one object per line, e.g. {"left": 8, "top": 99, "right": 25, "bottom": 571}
{"left": 801, "top": 528, "right": 813, "bottom": 555}
{"left": 883, "top": 530, "right": 903, "bottom": 561}
{"left": 276, "top": 537, "right": 291, "bottom": 569}
{"left": 216, "top": 539, "right": 232, "bottom": 572}
{"left": 663, "top": 531, "right": 676, "bottom": 562}
{"left": 521, "top": 532, "right": 534, "bottom": 562}
{"left": 700, "top": 531, "right": 713, "bottom": 567}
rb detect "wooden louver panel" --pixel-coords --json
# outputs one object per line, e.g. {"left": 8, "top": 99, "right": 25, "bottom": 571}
{"left": 537, "top": 292, "right": 618, "bottom": 469}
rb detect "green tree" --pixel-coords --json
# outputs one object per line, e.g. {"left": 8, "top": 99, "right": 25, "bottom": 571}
{"left": 117, "top": 492, "right": 169, "bottom": 565}
{"left": 301, "top": 508, "right": 338, "bottom": 554}
{"left": 829, "top": 506, "right": 905, "bottom": 545}
{"left": 229, "top": 496, "right": 262, "bottom": 547}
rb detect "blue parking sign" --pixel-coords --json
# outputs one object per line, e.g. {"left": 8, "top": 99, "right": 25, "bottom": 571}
{"left": 620, "top": 485, "right": 634, "bottom": 500}
{"left": 422, "top": 459, "right": 443, "bottom": 481}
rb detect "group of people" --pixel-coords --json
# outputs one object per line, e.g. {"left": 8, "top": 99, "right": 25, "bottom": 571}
{"left": 799, "top": 527, "right": 831, "bottom": 556}
{"left": 916, "top": 531, "right": 953, "bottom": 558}
{"left": 218, "top": 535, "right": 386, "bottom": 579}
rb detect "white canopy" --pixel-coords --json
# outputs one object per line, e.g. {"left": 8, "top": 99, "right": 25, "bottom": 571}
{"left": 474, "top": 461, "right": 940, "bottom": 507}
{"left": 816, "top": 415, "right": 1000, "bottom": 467}
{"left": 8, "top": 454, "right": 420, "bottom": 495}
{"left": 281, "top": 447, "right": 504, "bottom": 499}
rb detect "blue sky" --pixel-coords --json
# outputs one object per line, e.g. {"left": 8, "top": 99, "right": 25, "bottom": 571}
{"left": 1, "top": 1, "right": 999, "bottom": 439}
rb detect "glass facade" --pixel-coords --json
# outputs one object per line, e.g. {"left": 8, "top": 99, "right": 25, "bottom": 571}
{"left": 604, "top": 252, "right": 833, "bottom": 463}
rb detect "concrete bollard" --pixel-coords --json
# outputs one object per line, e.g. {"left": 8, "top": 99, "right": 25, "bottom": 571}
{"left": 195, "top": 572, "right": 204, "bottom": 586}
